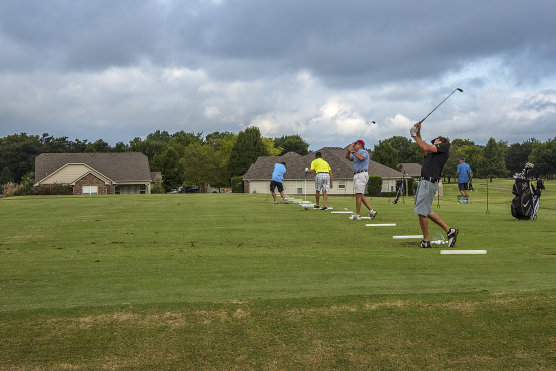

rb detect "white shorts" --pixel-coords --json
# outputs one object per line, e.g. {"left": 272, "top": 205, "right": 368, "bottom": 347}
{"left": 314, "top": 173, "right": 330, "bottom": 192}
{"left": 353, "top": 172, "right": 369, "bottom": 194}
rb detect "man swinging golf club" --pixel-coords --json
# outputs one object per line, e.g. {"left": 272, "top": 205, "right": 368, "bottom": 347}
{"left": 345, "top": 140, "right": 377, "bottom": 220}
{"left": 410, "top": 122, "right": 458, "bottom": 248}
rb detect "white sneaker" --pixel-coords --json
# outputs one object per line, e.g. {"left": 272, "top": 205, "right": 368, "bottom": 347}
{"left": 369, "top": 210, "right": 377, "bottom": 220}
{"left": 349, "top": 214, "right": 361, "bottom": 220}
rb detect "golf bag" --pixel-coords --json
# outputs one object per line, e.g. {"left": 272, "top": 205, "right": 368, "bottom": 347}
{"left": 392, "top": 173, "right": 405, "bottom": 204}
{"left": 510, "top": 163, "right": 544, "bottom": 220}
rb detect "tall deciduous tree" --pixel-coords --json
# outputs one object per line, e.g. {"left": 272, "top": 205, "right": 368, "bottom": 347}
{"left": 0, "top": 166, "right": 13, "bottom": 185}
{"left": 483, "top": 138, "right": 508, "bottom": 180}
{"left": 505, "top": 139, "right": 536, "bottom": 176}
{"left": 381, "top": 136, "right": 422, "bottom": 165}
{"left": 227, "top": 127, "right": 268, "bottom": 179}
{"left": 529, "top": 138, "right": 556, "bottom": 179}
{"left": 273, "top": 135, "right": 309, "bottom": 155}
{"left": 372, "top": 140, "right": 399, "bottom": 169}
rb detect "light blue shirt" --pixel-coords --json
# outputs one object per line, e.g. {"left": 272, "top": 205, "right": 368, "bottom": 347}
{"left": 350, "top": 149, "right": 369, "bottom": 172}
{"left": 271, "top": 163, "right": 286, "bottom": 182}
{"left": 457, "top": 162, "right": 472, "bottom": 183}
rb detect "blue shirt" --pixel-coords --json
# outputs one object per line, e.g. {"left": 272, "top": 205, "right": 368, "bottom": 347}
{"left": 271, "top": 163, "right": 286, "bottom": 182}
{"left": 350, "top": 149, "right": 370, "bottom": 172}
{"left": 457, "top": 162, "right": 472, "bottom": 183}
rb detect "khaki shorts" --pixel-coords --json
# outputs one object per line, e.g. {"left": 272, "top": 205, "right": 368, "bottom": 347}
{"left": 353, "top": 172, "right": 369, "bottom": 194}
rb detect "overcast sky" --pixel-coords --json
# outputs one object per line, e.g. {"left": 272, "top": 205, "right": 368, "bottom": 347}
{"left": 1, "top": 0, "right": 555, "bottom": 150}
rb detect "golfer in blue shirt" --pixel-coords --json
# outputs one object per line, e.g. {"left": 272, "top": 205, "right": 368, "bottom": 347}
{"left": 345, "top": 140, "right": 377, "bottom": 220}
{"left": 456, "top": 157, "right": 473, "bottom": 197}
{"left": 270, "top": 162, "right": 288, "bottom": 204}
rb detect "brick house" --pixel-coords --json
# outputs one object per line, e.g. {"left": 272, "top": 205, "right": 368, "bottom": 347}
{"left": 34, "top": 152, "right": 160, "bottom": 195}
{"left": 242, "top": 147, "right": 404, "bottom": 195}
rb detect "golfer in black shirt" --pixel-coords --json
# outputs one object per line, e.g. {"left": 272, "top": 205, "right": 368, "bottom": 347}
{"left": 410, "top": 122, "right": 459, "bottom": 248}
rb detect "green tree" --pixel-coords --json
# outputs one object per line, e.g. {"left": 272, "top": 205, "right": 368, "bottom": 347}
{"left": 227, "top": 127, "right": 268, "bottom": 179}
{"left": 154, "top": 146, "right": 184, "bottom": 191}
{"left": 372, "top": 140, "right": 398, "bottom": 169}
{"left": 529, "top": 138, "right": 556, "bottom": 179}
{"left": 483, "top": 138, "right": 508, "bottom": 180}
{"left": 381, "top": 136, "right": 421, "bottom": 165}
{"left": 505, "top": 139, "right": 536, "bottom": 176}
{"left": 0, "top": 133, "right": 43, "bottom": 183}
{"left": 170, "top": 131, "right": 203, "bottom": 147}
{"left": 0, "top": 166, "right": 13, "bottom": 185}
{"left": 181, "top": 143, "right": 218, "bottom": 191}
{"left": 273, "top": 135, "right": 309, "bottom": 155}
{"left": 262, "top": 138, "right": 282, "bottom": 156}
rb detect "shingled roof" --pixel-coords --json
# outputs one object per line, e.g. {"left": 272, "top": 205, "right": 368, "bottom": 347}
{"left": 35, "top": 152, "right": 153, "bottom": 183}
{"left": 400, "top": 163, "right": 422, "bottom": 177}
{"left": 243, "top": 147, "right": 403, "bottom": 180}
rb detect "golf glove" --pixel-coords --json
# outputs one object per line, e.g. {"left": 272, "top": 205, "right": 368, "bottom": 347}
{"left": 410, "top": 126, "right": 418, "bottom": 137}
{"left": 304, "top": 168, "right": 309, "bottom": 173}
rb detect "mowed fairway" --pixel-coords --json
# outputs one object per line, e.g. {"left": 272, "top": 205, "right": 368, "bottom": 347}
{"left": 1, "top": 180, "right": 555, "bottom": 369}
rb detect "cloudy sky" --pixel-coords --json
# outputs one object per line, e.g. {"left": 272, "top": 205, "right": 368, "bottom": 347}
{"left": 1, "top": 0, "right": 555, "bottom": 150}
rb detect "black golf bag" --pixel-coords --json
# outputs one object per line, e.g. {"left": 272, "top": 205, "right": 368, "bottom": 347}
{"left": 392, "top": 173, "right": 405, "bottom": 204}
{"left": 510, "top": 163, "right": 543, "bottom": 220}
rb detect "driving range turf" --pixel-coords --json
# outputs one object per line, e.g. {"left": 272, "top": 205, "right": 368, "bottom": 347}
{"left": 1, "top": 180, "right": 554, "bottom": 369}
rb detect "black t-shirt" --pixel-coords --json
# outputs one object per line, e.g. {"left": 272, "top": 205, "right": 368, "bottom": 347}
{"left": 421, "top": 143, "right": 450, "bottom": 179}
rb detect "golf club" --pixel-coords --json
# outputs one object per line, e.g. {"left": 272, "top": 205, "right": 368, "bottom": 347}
{"left": 419, "top": 88, "right": 463, "bottom": 124}
{"left": 357, "top": 120, "right": 376, "bottom": 139}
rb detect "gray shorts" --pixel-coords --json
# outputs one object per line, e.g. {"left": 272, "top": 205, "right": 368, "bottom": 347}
{"left": 315, "top": 173, "right": 330, "bottom": 192}
{"left": 414, "top": 180, "right": 438, "bottom": 217}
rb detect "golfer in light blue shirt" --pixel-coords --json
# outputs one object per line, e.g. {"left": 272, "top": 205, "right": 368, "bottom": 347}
{"left": 456, "top": 157, "right": 473, "bottom": 196}
{"left": 270, "top": 162, "right": 288, "bottom": 204}
{"left": 345, "top": 140, "right": 377, "bottom": 220}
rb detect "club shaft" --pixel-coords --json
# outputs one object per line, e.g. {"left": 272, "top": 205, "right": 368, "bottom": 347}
{"left": 419, "top": 89, "right": 461, "bottom": 124}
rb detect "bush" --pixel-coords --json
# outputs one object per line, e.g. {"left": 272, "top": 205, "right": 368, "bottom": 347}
{"left": 1, "top": 182, "right": 20, "bottom": 197}
{"left": 367, "top": 176, "right": 382, "bottom": 196}
{"left": 35, "top": 184, "right": 73, "bottom": 195}
{"left": 231, "top": 176, "right": 244, "bottom": 193}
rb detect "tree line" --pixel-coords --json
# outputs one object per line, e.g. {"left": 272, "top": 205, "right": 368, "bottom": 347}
{"left": 0, "top": 130, "right": 554, "bottom": 192}
{"left": 0, "top": 129, "right": 309, "bottom": 191}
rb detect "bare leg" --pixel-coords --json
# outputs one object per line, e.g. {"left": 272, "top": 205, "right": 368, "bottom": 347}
{"left": 355, "top": 194, "right": 363, "bottom": 215}
{"left": 428, "top": 211, "right": 450, "bottom": 233}
{"left": 418, "top": 215, "right": 430, "bottom": 241}
{"left": 323, "top": 190, "right": 328, "bottom": 207}
{"left": 315, "top": 191, "right": 320, "bottom": 206}
{"left": 280, "top": 191, "right": 286, "bottom": 202}
{"left": 361, "top": 194, "right": 373, "bottom": 211}
{"left": 272, "top": 192, "right": 277, "bottom": 202}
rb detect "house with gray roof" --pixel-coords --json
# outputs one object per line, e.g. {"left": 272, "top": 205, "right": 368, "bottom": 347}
{"left": 34, "top": 152, "right": 159, "bottom": 195}
{"left": 243, "top": 147, "right": 403, "bottom": 195}
{"left": 400, "top": 162, "right": 422, "bottom": 177}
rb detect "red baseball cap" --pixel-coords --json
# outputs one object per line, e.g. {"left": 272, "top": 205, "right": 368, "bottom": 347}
{"left": 356, "top": 139, "right": 365, "bottom": 147}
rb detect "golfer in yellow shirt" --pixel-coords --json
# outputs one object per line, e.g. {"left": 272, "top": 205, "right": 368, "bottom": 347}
{"left": 307, "top": 152, "right": 333, "bottom": 210}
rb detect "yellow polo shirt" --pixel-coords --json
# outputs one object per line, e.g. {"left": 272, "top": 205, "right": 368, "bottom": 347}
{"left": 311, "top": 158, "right": 331, "bottom": 173}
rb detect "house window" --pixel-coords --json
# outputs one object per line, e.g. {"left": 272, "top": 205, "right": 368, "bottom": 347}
{"left": 139, "top": 184, "right": 147, "bottom": 194}
{"left": 296, "top": 181, "right": 303, "bottom": 194}
{"left": 115, "top": 185, "right": 120, "bottom": 194}
{"left": 338, "top": 180, "right": 346, "bottom": 189}
{"left": 83, "top": 185, "right": 98, "bottom": 195}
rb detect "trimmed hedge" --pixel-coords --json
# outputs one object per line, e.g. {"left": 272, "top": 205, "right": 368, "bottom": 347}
{"left": 367, "top": 176, "right": 382, "bottom": 196}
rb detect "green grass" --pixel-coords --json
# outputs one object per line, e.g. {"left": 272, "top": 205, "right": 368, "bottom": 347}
{"left": 1, "top": 179, "right": 555, "bottom": 369}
